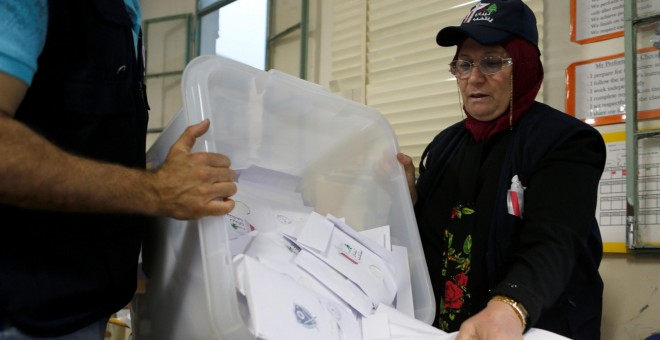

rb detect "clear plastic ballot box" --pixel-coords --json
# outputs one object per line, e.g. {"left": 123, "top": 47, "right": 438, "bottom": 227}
{"left": 132, "top": 55, "right": 434, "bottom": 340}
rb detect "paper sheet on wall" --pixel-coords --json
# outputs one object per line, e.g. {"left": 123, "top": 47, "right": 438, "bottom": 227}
{"left": 571, "top": 0, "right": 659, "bottom": 44}
{"left": 597, "top": 133, "right": 660, "bottom": 251}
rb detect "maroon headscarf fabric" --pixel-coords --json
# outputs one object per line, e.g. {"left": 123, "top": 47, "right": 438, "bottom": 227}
{"left": 461, "top": 37, "right": 544, "bottom": 142}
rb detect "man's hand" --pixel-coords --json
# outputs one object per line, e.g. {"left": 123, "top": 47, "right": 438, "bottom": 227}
{"left": 150, "top": 119, "right": 237, "bottom": 220}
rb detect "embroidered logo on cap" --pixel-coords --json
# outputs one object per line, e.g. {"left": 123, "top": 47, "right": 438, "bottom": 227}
{"left": 463, "top": 3, "right": 498, "bottom": 24}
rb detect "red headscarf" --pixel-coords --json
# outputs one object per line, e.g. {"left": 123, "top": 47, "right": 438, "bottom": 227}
{"left": 460, "top": 37, "right": 544, "bottom": 142}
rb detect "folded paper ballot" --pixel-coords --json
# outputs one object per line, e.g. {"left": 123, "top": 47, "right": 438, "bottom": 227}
{"left": 293, "top": 246, "right": 376, "bottom": 316}
{"left": 237, "top": 255, "right": 361, "bottom": 340}
{"left": 389, "top": 245, "right": 414, "bottom": 318}
{"left": 237, "top": 165, "right": 303, "bottom": 193}
{"left": 294, "top": 218, "right": 398, "bottom": 307}
{"left": 326, "top": 214, "right": 394, "bottom": 263}
{"left": 360, "top": 225, "right": 392, "bottom": 251}
{"left": 296, "top": 211, "right": 335, "bottom": 253}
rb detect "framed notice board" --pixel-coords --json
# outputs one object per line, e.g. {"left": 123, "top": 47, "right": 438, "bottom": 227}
{"left": 565, "top": 48, "right": 660, "bottom": 126}
{"left": 570, "top": 0, "right": 660, "bottom": 44}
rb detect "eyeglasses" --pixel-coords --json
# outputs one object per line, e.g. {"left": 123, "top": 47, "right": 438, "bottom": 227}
{"left": 449, "top": 57, "right": 513, "bottom": 79}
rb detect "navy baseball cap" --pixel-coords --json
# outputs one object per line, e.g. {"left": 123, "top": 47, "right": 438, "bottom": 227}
{"left": 436, "top": 0, "right": 538, "bottom": 48}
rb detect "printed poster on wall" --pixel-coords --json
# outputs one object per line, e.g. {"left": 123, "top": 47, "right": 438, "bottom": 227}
{"left": 598, "top": 131, "right": 660, "bottom": 253}
{"left": 565, "top": 48, "right": 660, "bottom": 126}
{"left": 570, "top": 0, "right": 660, "bottom": 44}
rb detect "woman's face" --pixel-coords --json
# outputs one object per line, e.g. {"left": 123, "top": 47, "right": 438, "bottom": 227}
{"left": 456, "top": 38, "right": 512, "bottom": 122}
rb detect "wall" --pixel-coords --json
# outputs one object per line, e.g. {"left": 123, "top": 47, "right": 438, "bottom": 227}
{"left": 534, "top": 2, "right": 660, "bottom": 339}
{"left": 138, "top": 0, "right": 660, "bottom": 338}
{"left": 140, "top": 0, "right": 194, "bottom": 20}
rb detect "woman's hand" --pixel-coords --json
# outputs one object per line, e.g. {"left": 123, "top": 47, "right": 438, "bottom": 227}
{"left": 455, "top": 299, "right": 524, "bottom": 340}
{"left": 396, "top": 152, "right": 417, "bottom": 205}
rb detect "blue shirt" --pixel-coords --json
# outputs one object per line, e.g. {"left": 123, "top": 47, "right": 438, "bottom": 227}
{"left": 0, "top": 0, "right": 141, "bottom": 86}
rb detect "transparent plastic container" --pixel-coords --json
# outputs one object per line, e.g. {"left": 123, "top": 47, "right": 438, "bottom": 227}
{"left": 133, "top": 55, "right": 434, "bottom": 340}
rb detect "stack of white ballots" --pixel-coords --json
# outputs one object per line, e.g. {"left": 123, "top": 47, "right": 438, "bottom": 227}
{"left": 225, "top": 165, "right": 569, "bottom": 340}
{"left": 227, "top": 165, "right": 441, "bottom": 339}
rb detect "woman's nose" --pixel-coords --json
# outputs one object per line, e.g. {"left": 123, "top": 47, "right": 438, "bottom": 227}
{"left": 466, "top": 65, "right": 486, "bottom": 82}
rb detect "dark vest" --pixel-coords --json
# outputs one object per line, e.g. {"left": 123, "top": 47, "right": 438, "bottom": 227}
{"left": 0, "top": 0, "right": 148, "bottom": 336}
{"left": 416, "top": 102, "right": 605, "bottom": 339}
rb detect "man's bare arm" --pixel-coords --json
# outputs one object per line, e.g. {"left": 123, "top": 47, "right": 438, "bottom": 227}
{"left": 0, "top": 71, "right": 236, "bottom": 220}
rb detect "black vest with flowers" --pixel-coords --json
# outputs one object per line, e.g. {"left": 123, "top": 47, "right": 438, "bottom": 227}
{"left": 416, "top": 102, "right": 605, "bottom": 338}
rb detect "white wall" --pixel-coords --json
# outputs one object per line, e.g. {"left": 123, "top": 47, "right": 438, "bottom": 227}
{"left": 139, "top": 1, "right": 660, "bottom": 338}
{"left": 543, "top": 3, "right": 660, "bottom": 339}
{"left": 140, "top": 0, "right": 194, "bottom": 20}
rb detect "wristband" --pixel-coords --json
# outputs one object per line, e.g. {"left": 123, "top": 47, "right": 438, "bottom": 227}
{"left": 490, "top": 295, "right": 528, "bottom": 331}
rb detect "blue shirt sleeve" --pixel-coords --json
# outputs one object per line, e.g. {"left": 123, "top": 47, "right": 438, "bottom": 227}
{"left": 0, "top": 0, "right": 48, "bottom": 86}
{"left": 123, "top": 0, "right": 142, "bottom": 59}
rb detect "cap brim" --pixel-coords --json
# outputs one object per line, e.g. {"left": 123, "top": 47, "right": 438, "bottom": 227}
{"left": 436, "top": 25, "right": 514, "bottom": 47}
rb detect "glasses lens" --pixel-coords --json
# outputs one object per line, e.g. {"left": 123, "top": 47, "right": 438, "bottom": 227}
{"left": 450, "top": 60, "right": 471, "bottom": 77}
{"left": 479, "top": 57, "right": 505, "bottom": 74}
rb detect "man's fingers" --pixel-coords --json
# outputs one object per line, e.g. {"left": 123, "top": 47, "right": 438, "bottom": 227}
{"left": 205, "top": 198, "right": 236, "bottom": 216}
{"left": 173, "top": 119, "right": 211, "bottom": 152}
{"left": 198, "top": 152, "right": 232, "bottom": 169}
{"left": 188, "top": 119, "right": 211, "bottom": 138}
{"left": 215, "top": 168, "right": 236, "bottom": 183}
{"left": 213, "top": 181, "right": 238, "bottom": 197}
